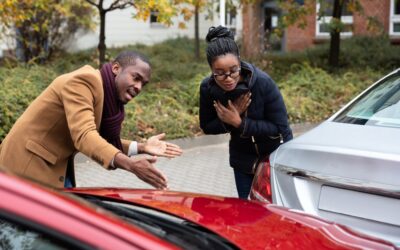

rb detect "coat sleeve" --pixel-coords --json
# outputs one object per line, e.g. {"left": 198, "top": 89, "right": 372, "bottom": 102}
{"left": 240, "top": 78, "right": 290, "bottom": 138}
{"left": 199, "top": 81, "right": 230, "bottom": 134}
{"left": 60, "top": 71, "right": 120, "bottom": 168}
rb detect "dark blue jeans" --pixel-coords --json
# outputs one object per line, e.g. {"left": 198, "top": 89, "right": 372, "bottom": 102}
{"left": 64, "top": 159, "right": 75, "bottom": 188}
{"left": 233, "top": 169, "right": 254, "bottom": 199}
{"left": 64, "top": 175, "right": 74, "bottom": 188}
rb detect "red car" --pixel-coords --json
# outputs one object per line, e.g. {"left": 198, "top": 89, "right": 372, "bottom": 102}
{"left": 0, "top": 171, "right": 396, "bottom": 250}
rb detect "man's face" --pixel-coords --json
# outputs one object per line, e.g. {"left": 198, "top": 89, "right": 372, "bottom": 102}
{"left": 112, "top": 59, "right": 151, "bottom": 104}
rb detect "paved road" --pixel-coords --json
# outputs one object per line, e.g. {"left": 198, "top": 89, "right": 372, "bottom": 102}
{"left": 75, "top": 123, "right": 317, "bottom": 198}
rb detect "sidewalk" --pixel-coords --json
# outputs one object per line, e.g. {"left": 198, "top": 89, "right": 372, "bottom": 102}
{"left": 75, "top": 123, "right": 317, "bottom": 198}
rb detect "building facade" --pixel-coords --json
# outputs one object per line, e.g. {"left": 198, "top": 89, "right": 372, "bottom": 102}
{"left": 242, "top": 0, "right": 400, "bottom": 56}
{"left": 0, "top": 3, "right": 243, "bottom": 57}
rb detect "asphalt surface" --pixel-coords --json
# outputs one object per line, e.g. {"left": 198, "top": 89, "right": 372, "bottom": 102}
{"left": 75, "top": 123, "right": 317, "bottom": 198}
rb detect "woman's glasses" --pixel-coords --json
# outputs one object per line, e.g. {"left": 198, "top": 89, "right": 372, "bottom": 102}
{"left": 213, "top": 67, "right": 241, "bottom": 81}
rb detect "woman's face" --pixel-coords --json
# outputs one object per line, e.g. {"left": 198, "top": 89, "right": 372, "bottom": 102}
{"left": 211, "top": 54, "right": 241, "bottom": 92}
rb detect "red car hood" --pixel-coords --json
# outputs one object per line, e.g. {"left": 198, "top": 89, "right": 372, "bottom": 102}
{"left": 68, "top": 188, "right": 396, "bottom": 250}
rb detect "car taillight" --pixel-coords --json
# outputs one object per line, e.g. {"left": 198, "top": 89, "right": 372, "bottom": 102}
{"left": 250, "top": 159, "right": 272, "bottom": 203}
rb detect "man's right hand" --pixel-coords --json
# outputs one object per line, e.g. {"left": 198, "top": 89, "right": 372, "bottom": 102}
{"left": 113, "top": 153, "right": 168, "bottom": 189}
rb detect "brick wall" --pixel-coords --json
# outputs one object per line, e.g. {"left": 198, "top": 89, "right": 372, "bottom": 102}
{"left": 285, "top": 0, "right": 392, "bottom": 51}
{"left": 354, "top": 0, "right": 390, "bottom": 35}
{"left": 286, "top": 8, "right": 317, "bottom": 51}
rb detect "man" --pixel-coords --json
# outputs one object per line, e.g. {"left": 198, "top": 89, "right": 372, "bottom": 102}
{"left": 0, "top": 51, "right": 182, "bottom": 189}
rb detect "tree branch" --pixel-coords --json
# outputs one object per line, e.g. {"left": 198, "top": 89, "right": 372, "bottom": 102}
{"left": 105, "top": 0, "right": 134, "bottom": 12}
{"left": 85, "top": 0, "right": 98, "bottom": 7}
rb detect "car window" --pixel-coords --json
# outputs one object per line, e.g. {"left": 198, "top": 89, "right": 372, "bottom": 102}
{"left": 0, "top": 217, "right": 91, "bottom": 250}
{"left": 0, "top": 218, "right": 67, "bottom": 250}
{"left": 334, "top": 72, "right": 400, "bottom": 127}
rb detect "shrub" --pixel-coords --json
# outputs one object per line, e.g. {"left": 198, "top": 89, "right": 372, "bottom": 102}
{"left": 0, "top": 38, "right": 210, "bottom": 141}
{"left": 1, "top": 37, "right": 393, "bottom": 141}
{"left": 252, "top": 35, "right": 400, "bottom": 81}
{"left": 280, "top": 63, "right": 384, "bottom": 123}
{"left": 125, "top": 37, "right": 209, "bottom": 84}
{"left": 0, "top": 66, "right": 56, "bottom": 140}
{"left": 122, "top": 73, "right": 206, "bottom": 140}
{"left": 50, "top": 37, "right": 210, "bottom": 84}
{"left": 302, "top": 35, "right": 400, "bottom": 71}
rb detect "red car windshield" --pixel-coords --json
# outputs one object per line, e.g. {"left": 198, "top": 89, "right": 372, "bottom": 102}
{"left": 79, "top": 195, "right": 238, "bottom": 250}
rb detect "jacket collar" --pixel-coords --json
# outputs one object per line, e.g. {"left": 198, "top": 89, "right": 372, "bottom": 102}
{"left": 240, "top": 61, "right": 256, "bottom": 89}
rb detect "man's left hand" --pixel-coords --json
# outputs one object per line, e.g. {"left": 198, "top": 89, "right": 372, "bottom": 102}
{"left": 143, "top": 133, "right": 183, "bottom": 158}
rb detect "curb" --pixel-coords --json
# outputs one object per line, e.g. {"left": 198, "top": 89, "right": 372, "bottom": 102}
{"left": 167, "top": 134, "right": 229, "bottom": 150}
{"left": 168, "top": 122, "right": 319, "bottom": 150}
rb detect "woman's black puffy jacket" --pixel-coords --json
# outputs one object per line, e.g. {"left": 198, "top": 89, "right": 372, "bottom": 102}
{"left": 199, "top": 61, "right": 293, "bottom": 173}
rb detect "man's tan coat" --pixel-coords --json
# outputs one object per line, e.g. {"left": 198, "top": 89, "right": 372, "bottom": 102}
{"left": 0, "top": 65, "right": 130, "bottom": 187}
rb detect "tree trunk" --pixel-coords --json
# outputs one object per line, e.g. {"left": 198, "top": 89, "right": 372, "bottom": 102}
{"left": 329, "top": 0, "right": 343, "bottom": 68}
{"left": 98, "top": 9, "right": 107, "bottom": 67}
{"left": 194, "top": 4, "right": 200, "bottom": 59}
{"left": 15, "top": 27, "right": 26, "bottom": 62}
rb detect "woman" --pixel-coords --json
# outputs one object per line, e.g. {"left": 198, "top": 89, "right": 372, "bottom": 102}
{"left": 199, "top": 26, "right": 293, "bottom": 199}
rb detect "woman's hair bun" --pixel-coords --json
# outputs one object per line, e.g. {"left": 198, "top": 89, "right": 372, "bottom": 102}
{"left": 205, "top": 26, "right": 234, "bottom": 43}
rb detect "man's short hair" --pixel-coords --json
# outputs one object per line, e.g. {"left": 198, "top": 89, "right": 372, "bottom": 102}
{"left": 113, "top": 51, "right": 150, "bottom": 68}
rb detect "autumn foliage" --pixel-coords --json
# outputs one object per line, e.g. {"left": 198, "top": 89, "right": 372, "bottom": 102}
{"left": 0, "top": 0, "right": 93, "bottom": 63}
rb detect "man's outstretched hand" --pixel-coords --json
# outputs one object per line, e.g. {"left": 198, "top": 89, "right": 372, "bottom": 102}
{"left": 141, "top": 133, "right": 183, "bottom": 158}
{"left": 114, "top": 153, "right": 168, "bottom": 190}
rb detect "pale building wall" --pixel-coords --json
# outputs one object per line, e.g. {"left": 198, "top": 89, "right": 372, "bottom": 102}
{"left": 68, "top": 6, "right": 218, "bottom": 51}
{"left": 0, "top": 26, "right": 15, "bottom": 57}
{"left": 0, "top": 2, "right": 243, "bottom": 56}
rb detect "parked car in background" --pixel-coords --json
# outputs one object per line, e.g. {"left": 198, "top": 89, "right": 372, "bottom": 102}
{"left": 250, "top": 69, "right": 400, "bottom": 246}
{"left": 0, "top": 170, "right": 397, "bottom": 250}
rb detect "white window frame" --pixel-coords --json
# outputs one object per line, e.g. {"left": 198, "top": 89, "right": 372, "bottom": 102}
{"left": 315, "top": 2, "right": 353, "bottom": 38}
{"left": 390, "top": 0, "right": 400, "bottom": 35}
{"left": 225, "top": 9, "right": 237, "bottom": 36}
{"left": 149, "top": 10, "right": 166, "bottom": 28}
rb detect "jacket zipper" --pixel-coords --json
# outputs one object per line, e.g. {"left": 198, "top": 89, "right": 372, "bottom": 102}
{"left": 251, "top": 136, "right": 260, "bottom": 173}
{"left": 268, "top": 134, "right": 284, "bottom": 143}
{"left": 242, "top": 63, "right": 257, "bottom": 173}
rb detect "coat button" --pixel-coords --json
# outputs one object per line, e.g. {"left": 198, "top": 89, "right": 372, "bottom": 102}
{"left": 59, "top": 176, "right": 65, "bottom": 182}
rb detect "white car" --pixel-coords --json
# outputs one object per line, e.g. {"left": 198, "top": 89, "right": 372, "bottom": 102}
{"left": 250, "top": 68, "right": 400, "bottom": 246}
